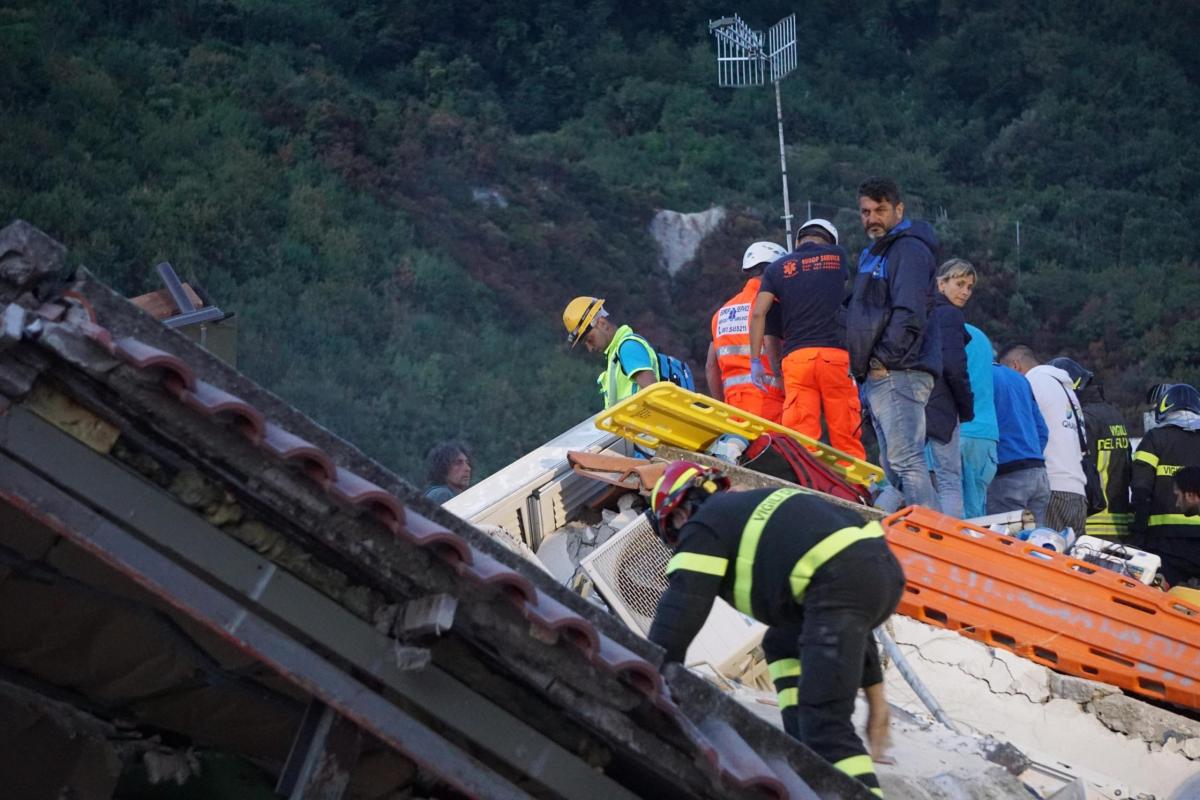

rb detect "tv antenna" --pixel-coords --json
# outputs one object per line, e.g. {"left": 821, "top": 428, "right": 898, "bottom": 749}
{"left": 709, "top": 13, "right": 798, "bottom": 248}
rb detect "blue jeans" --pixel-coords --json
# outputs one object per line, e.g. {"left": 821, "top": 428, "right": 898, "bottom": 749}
{"left": 926, "top": 424, "right": 964, "bottom": 519}
{"left": 863, "top": 369, "right": 938, "bottom": 511}
{"left": 986, "top": 466, "right": 1051, "bottom": 525}
{"left": 960, "top": 436, "right": 998, "bottom": 519}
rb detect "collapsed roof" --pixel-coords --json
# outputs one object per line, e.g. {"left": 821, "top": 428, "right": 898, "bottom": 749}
{"left": 0, "top": 219, "right": 867, "bottom": 798}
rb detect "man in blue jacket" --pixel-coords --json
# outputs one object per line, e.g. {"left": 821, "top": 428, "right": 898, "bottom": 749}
{"left": 987, "top": 364, "right": 1051, "bottom": 524}
{"left": 848, "top": 177, "right": 942, "bottom": 511}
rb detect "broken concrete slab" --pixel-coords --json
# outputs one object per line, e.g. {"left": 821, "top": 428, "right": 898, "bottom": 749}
{"left": 1047, "top": 673, "right": 1120, "bottom": 705}
{"left": 1088, "top": 692, "right": 1200, "bottom": 749}
{"left": 884, "top": 616, "right": 1199, "bottom": 799}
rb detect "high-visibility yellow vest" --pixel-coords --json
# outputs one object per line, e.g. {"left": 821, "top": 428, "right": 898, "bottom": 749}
{"left": 598, "top": 325, "right": 658, "bottom": 409}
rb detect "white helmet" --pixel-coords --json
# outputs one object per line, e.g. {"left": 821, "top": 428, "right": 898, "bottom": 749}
{"left": 797, "top": 218, "right": 839, "bottom": 244}
{"left": 741, "top": 241, "right": 787, "bottom": 271}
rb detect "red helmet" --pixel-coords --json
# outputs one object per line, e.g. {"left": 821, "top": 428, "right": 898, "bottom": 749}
{"left": 649, "top": 461, "right": 730, "bottom": 545}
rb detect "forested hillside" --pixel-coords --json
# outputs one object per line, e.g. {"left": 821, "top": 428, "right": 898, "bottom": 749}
{"left": 2, "top": 0, "right": 1197, "bottom": 482}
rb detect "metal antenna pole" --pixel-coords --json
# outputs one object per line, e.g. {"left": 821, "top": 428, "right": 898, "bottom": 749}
{"left": 1015, "top": 220, "right": 1022, "bottom": 291}
{"left": 710, "top": 13, "right": 797, "bottom": 249}
{"left": 774, "top": 79, "right": 793, "bottom": 250}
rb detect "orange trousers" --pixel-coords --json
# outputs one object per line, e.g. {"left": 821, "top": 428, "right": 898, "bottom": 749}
{"left": 781, "top": 347, "right": 865, "bottom": 460}
{"left": 725, "top": 385, "right": 784, "bottom": 425}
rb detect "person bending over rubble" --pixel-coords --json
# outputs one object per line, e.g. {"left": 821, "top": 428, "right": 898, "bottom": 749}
{"left": 646, "top": 461, "right": 903, "bottom": 796}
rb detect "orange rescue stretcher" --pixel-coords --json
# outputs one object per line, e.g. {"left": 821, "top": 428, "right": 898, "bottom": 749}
{"left": 884, "top": 506, "right": 1200, "bottom": 710}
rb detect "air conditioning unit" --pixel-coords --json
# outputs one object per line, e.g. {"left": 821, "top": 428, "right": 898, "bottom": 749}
{"left": 579, "top": 514, "right": 771, "bottom": 691}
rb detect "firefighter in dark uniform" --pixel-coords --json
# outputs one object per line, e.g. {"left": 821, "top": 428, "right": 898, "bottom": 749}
{"left": 646, "top": 461, "right": 904, "bottom": 797}
{"left": 1048, "top": 358, "right": 1133, "bottom": 537}
{"left": 1131, "top": 383, "right": 1200, "bottom": 586}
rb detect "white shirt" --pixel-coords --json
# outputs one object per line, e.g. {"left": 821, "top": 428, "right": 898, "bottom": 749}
{"left": 1025, "top": 365, "right": 1086, "bottom": 495}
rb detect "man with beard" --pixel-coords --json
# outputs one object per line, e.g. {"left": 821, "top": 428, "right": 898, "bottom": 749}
{"left": 847, "top": 177, "right": 942, "bottom": 511}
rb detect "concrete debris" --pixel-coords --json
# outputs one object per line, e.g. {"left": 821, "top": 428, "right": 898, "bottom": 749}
{"left": 981, "top": 738, "right": 1031, "bottom": 776}
{"left": 391, "top": 642, "right": 433, "bottom": 672}
{"left": 601, "top": 505, "right": 641, "bottom": 533}
{"left": 0, "top": 303, "right": 26, "bottom": 350}
{"left": 730, "top": 679, "right": 1032, "bottom": 799}
{"left": 1045, "top": 779, "right": 1088, "bottom": 800}
{"left": 537, "top": 503, "right": 645, "bottom": 584}
{"left": 871, "top": 714, "right": 1033, "bottom": 800}
{"left": 38, "top": 317, "right": 122, "bottom": 373}
{"left": 1047, "top": 673, "right": 1120, "bottom": 705}
{"left": 1164, "top": 736, "right": 1200, "bottom": 760}
{"left": 884, "top": 616, "right": 1200, "bottom": 799}
{"left": 927, "top": 766, "right": 1031, "bottom": 799}
{"left": 0, "top": 219, "right": 67, "bottom": 295}
{"left": 143, "top": 747, "right": 201, "bottom": 786}
{"left": 1088, "top": 692, "right": 1200, "bottom": 752}
{"left": 649, "top": 207, "right": 726, "bottom": 275}
{"left": 397, "top": 594, "right": 457, "bottom": 639}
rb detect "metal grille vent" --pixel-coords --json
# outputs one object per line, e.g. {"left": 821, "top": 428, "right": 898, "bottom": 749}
{"left": 580, "top": 515, "right": 671, "bottom": 635}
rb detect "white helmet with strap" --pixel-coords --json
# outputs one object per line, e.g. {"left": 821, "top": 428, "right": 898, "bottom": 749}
{"left": 741, "top": 241, "right": 787, "bottom": 271}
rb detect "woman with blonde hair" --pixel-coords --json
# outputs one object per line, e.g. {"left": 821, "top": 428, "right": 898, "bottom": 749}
{"left": 925, "top": 258, "right": 977, "bottom": 518}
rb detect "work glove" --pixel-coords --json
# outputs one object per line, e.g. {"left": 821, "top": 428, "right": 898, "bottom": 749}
{"left": 750, "top": 359, "right": 767, "bottom": 391}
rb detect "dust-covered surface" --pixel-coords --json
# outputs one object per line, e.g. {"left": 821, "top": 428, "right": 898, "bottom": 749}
{"left": 882, "top": 616, "right": 1199, "bottom": 799}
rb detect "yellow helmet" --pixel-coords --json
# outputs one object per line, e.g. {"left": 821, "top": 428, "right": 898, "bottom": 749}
{"left": 562, "top": 296, "right": 605, "bottom": 347}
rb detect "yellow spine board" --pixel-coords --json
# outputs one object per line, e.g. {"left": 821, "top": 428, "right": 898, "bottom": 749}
{"left": 596, "top": 382, "right": 884, "bottom": 487}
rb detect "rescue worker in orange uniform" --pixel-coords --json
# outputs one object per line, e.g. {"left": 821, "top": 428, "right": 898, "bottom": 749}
{"left": 749, "top": 219, "right": 866, "bottom": 460}
{"left": 705, "top": 241, "right": 787, "bottom": 423}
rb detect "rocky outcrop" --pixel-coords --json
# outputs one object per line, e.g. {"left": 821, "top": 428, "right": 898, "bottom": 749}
{"left": 471, "top": 187, "right": 508, "bottom": 208}
{"left": 649, "top": 207, "right": 725, "bottom": 275}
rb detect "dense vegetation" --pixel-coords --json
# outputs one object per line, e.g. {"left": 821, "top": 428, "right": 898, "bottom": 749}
{"left": 2, "top": 0, "right": 1197, "bottom": 482}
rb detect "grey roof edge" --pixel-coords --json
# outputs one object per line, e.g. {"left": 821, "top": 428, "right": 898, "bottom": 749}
{"left": 0, "top": 220, "right": 862, "bottom": 798}
{"left": 67, "top": 266, "right": 662, "bottom": 660}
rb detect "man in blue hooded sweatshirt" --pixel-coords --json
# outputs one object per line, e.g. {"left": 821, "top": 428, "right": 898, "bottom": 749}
{"left": 848, "top": 177, "right": 942, "bottom": 511}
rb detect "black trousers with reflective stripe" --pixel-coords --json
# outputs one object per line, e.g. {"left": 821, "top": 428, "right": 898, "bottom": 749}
{"left": 761, "top": 539, "right": 904, "bottom": 792}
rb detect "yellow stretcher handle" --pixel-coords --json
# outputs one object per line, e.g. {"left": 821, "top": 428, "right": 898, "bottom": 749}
{"left": 596, "top": 382, "right": 884, "bottom": 487}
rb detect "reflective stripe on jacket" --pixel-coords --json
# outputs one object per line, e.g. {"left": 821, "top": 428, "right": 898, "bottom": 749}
{"left": 648, "top": 489, "right": 889, "bottom": 663}
{"left": 1131, "top": 423, "right": 1200, "bottom": 538}
{"left": 710, "top": 278, "right": 783, "bottom": 396}
{"left": 598, "top": 324, "right": 658, "bottom": 409}
{"left": 1081, "top": 394, "right": 1134, "bottom": 536}
{"left": 660, "top": 489, "right": 884, "bottom": 626}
